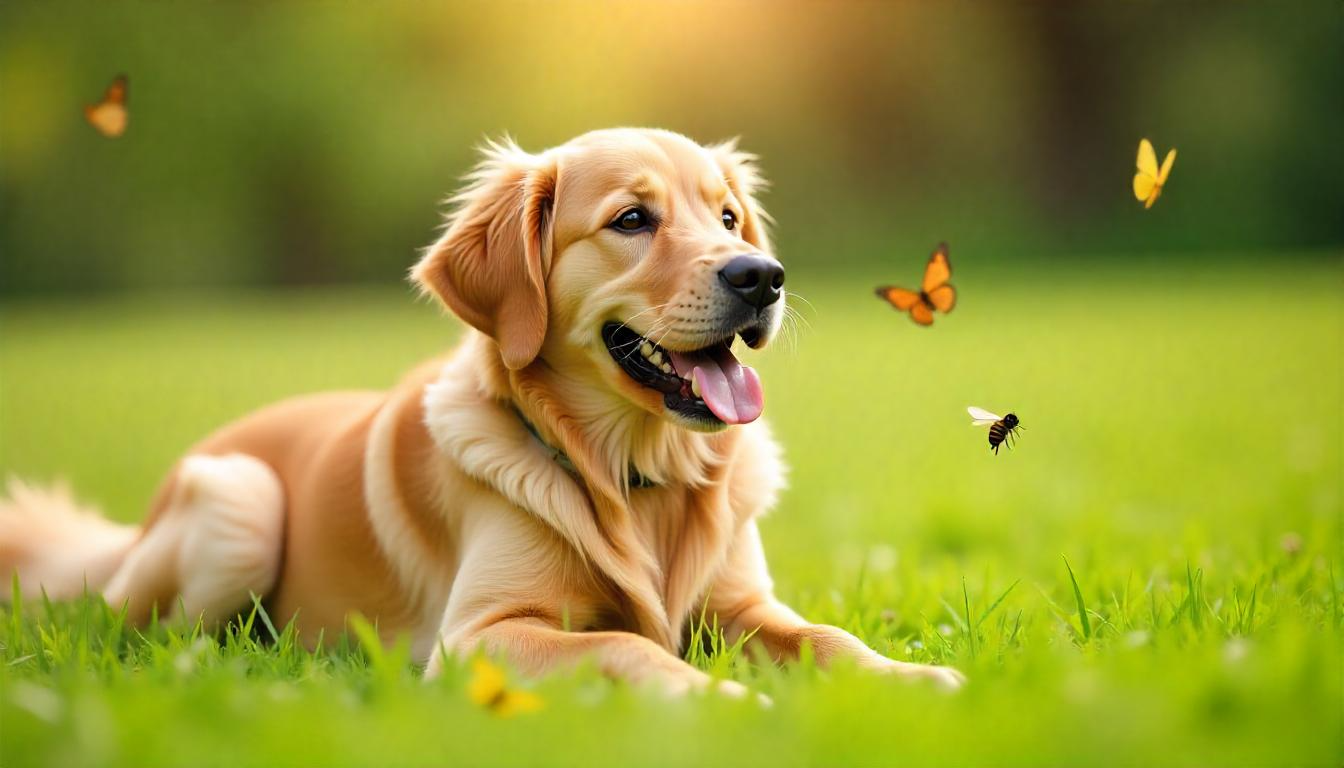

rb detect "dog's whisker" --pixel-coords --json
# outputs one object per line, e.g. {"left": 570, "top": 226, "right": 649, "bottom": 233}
{"left": 784, "top": 290, "right": 818, "bottom": 316}
{"left": 782, "top": 296, "right": 816, "bottom": 331}
{"left": 611, "top": 305, "right": 675, "bottom": 363}
{"left": 611, "top": 303, "right": 672, "bottom": 339}
{"left": 778, "top": 313, "right": 800, "bottom": 354}
{"left": 782, "top": 303, "right": 809, "bottom": 326}
{"left": 779, "top": 306, "right": 804, "bottom": 340}
{"left": 650, "top": 323, "right": 681, "bottom": 352}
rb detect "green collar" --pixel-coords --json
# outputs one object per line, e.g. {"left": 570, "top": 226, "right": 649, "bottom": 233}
{"left": 512, "top": 406, "right": 656, "bottom": 490}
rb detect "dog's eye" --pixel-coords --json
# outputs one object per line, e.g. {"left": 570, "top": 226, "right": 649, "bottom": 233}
{"left": 722, "top": 210, "right": 737, "bottom": 231}
{"left": 611, "top": 208, "right": 651, "bottom": 233}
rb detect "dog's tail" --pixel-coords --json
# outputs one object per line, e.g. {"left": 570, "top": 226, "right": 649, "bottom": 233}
{"left": 0, "top": 477, "right": 139, "bottom": 600}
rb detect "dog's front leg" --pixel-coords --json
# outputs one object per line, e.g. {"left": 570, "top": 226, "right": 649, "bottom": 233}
{"left": 711, "top": 522, "right": 966, "bottom": 690}
{"left": 427, "top": 616, "right": 752, "bottom": 699}
{"left": 723, "top": 598, "right": 965, "bottom": 690}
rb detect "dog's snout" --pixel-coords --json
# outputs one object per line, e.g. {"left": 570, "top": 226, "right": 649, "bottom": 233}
{"left": 718, "top": 254, "right": 785, "bottom": 310}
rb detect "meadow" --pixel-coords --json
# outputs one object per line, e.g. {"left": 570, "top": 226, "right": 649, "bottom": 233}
{"left": 1, "top": 259, "right": 1340, "bottom": 767}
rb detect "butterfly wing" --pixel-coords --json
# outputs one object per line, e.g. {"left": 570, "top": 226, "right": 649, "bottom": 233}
{"left": 876, "top": 286, "right": 935, "bottom": 326}
{"left": 84, "top": 104, "right": 127, "bottom": 138}
{"left": 968, "top": 406, "right": 1001, "bottom": 426}
{"left": 1133, "top": 139, "right": 1159, "bottom": 204}
{"left": 908, "top": 301, "right": 934, "bottom": 326}
{"left": 104, "top": 75, "right": 128, "bottom": 105}
{"left": 1157, "top": 148, "right": 1176, "bottom": 184}
{"left": 1136, "top": 139, "right": 1158, "bottom": 178}
{"left": 875, "top": 286, "right": 922, "bottom": 311}
{"left": 925, "top": 284, "right": 956, "bottom": 313}
{"left": 922, "top": 243, "right": 952, "bottom": 293}
{"left": 85, "top": 76, "right": 128, "bottom": 138}
{"left": 1133, "top": 171, "right": 1157, "bottom": 204}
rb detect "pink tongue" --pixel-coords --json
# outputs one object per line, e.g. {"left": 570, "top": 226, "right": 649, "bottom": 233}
{"left": 669, "top": 346, "right": 764, "bottom": 425}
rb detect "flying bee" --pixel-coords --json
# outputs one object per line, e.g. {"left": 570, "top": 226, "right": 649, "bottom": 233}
{"left": 967, "top": 406, "right": 1023, "bottom": 454}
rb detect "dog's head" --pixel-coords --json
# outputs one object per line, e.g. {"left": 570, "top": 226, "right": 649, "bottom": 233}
{"left": 413, "top": 128, "right": 784, "bottom": 432}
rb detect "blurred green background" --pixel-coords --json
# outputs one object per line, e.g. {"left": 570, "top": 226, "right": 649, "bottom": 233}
{"left": 2, "top": 3, "right": 1342, "bottom": 766}
{"left": 1, "top": 1, "right": 1341, "bottom": 295}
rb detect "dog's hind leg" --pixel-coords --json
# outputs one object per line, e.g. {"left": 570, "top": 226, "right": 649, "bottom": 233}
{"left": 103, "top": 453, "right": 285, "bottom": 626}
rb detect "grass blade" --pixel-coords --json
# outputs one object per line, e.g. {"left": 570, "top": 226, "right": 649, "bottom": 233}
{"left": 249, "top": 593, "right": 281, "bottom": 643}
{"left": 1063, "top": 556, "right": 1091, "bottom": 641}
{"left": 1186, "top": 563, "right": 1203, "bottom": 631}
{"left": 962, "top": 577, "right": 976, "bottom": 659}
{"left": 10, "top": 572, "right": 23, "bottom": 654}
{"left": 976, "top": 579, "right": 1021, "bottom": 630}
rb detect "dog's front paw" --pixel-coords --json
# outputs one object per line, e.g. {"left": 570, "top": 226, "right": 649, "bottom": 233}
{"left": 875, "top": 659, "right": 967, "bottom": 691}
{"left": 711, "top": 678, "right": 774, "bottom": 707}
{"left": 661, "top": 671, "right": 771, "bottom": 705}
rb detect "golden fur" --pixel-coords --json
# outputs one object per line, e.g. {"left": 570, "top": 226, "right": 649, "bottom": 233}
{"left": 1, "top": 129, "right": 963, "bottom": 695}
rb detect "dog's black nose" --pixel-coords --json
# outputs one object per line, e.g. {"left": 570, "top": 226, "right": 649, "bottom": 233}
{"left": 718, "top": 254, "right": 785, "bottom": 310}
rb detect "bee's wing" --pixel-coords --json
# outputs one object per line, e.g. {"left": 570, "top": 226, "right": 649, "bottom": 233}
{"left": 967, "top": 406, "right": 1000, "bottom": 425}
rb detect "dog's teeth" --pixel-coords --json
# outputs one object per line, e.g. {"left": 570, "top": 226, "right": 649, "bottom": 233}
{"left": 660, "top": 363, "right": 672, "bottom": 374}
{"left": 690, "top": 376, "right": 702, "bottom": 398}
{"left": 640, "top": 342, "right": 653, "bottom": 358}
{"left": 649, "top": 351, "right": 663, "bottom": 366}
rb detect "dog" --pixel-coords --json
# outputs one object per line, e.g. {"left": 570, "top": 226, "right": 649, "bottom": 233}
{"left": 0, "top": 128, "right": 964, "bottom": 695}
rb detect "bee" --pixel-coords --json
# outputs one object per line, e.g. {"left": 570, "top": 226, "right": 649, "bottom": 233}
{"left": 968, "top": 406, "right": 1023, "bottom": 454}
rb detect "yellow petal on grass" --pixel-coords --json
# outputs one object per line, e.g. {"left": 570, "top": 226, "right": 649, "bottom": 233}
{"left": 467, "top": 657, "right": 544, "bottom": 717}
{"left": 493, "top": 690, "right": 545, "bottom": 717}
{"left": 467, "top": 657, "right": 507, "bottom": 707}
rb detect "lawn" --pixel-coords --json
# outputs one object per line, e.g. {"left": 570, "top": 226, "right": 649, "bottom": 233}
{"left": 1, "top": 258, "right": 1340, "bottom": 767}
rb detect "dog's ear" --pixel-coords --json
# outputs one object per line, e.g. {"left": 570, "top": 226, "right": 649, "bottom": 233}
{"left": 711, "top": 139, "right": 773, "bottom": 253}
{"left": 413, "top": 140, "right": 557, "bottom": 370}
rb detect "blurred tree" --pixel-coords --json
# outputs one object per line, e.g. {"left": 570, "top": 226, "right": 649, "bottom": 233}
{"left": 0, "top": 1, "right": 1339, "bottom": 296}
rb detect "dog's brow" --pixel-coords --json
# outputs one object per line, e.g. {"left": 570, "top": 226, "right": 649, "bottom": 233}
{"left": 700, "top": 176, "right": 731, "bottom": 204}
{"left": 629, "top": 174, "right": 665, "bottom": 199}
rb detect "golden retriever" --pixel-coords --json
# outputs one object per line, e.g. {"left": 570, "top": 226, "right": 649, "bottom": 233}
{"left": 0, "top": 128, "right": 963, "bottom": 695}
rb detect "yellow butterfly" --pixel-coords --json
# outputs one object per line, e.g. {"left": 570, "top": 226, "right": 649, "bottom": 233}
{"left": 1133, "top": 138, "right": 1175, "bottom": 209}
{"left": 84, "top": 75, "right": 128, "bottom": 138}
{"left": 467, "top": 657, "right": 544, "bottom": 717}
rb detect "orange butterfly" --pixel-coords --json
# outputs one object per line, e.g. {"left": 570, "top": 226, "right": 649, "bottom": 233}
{"left": 875, "top": 243, "right": 956, "bottom": 326}
{"left": 84, "top": 75, "right": 128, "bottom": 138}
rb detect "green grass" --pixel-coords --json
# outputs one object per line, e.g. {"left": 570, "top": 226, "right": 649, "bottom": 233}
{"left": 1, "top": 259, "right": 1341, "bottom": 767}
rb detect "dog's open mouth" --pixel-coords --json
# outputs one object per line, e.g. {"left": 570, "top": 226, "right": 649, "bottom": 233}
{"left": 602, "top": 322, "right": 765, "bottom": 425}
